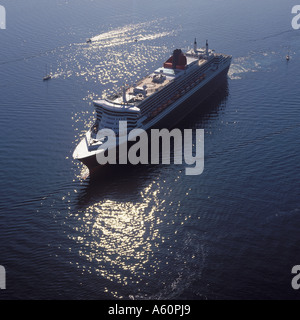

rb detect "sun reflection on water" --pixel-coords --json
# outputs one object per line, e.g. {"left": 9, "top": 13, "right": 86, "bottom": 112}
{"left": 51, "top": 18, "right": 176, "bottom": 87}
{"left": 67, "top": 181, "right": 164, "bottom": 296}
{"left": 63, "top": 170, "right": 207, "bottom": 300}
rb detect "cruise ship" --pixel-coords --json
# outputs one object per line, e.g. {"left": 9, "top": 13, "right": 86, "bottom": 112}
{"left": 73, "top": 39, "right": 232, "bottom": 172}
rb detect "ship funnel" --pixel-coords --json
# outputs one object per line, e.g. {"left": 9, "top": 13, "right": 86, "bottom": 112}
{"left": 194, "top": 38, "right": 197, "bottom": 53}
{"left": 172, "top": 49, "right": 181, "bottom": 69}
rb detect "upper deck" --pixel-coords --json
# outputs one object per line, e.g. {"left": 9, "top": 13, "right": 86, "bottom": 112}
{"left": 111, "top": 53, "right": 206, "bottom": 105}
{"left": 99, "top": 40, "right": 226, "bottom": 110}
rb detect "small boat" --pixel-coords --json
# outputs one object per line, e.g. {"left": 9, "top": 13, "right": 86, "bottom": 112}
{"left": 86, "top": 38, "right": 92, "bottom": 43}
{"left": 286, "top": 48, "right": 290, "bottom": 61}
{"left": 43, "top": 65, "right": 51, "bottom": 81}
{"left": 43, "top": 74, "right": 51, "bottom": 81}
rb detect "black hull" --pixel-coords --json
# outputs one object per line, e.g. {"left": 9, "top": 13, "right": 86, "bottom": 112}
{"left": 79, "top": 66, "right": 230, "bottom": 174}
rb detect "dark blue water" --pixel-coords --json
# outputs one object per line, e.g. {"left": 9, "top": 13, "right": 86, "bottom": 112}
{"left": 0, "top": 0, "right": 300, "bottom": 300}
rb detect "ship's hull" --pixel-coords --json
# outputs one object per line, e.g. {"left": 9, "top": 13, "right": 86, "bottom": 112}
{"left": 77, "top": 65, "right": 230, "bottom": 174}
{"left": 149, "top": 65, "right": 230, "bottom": 129}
